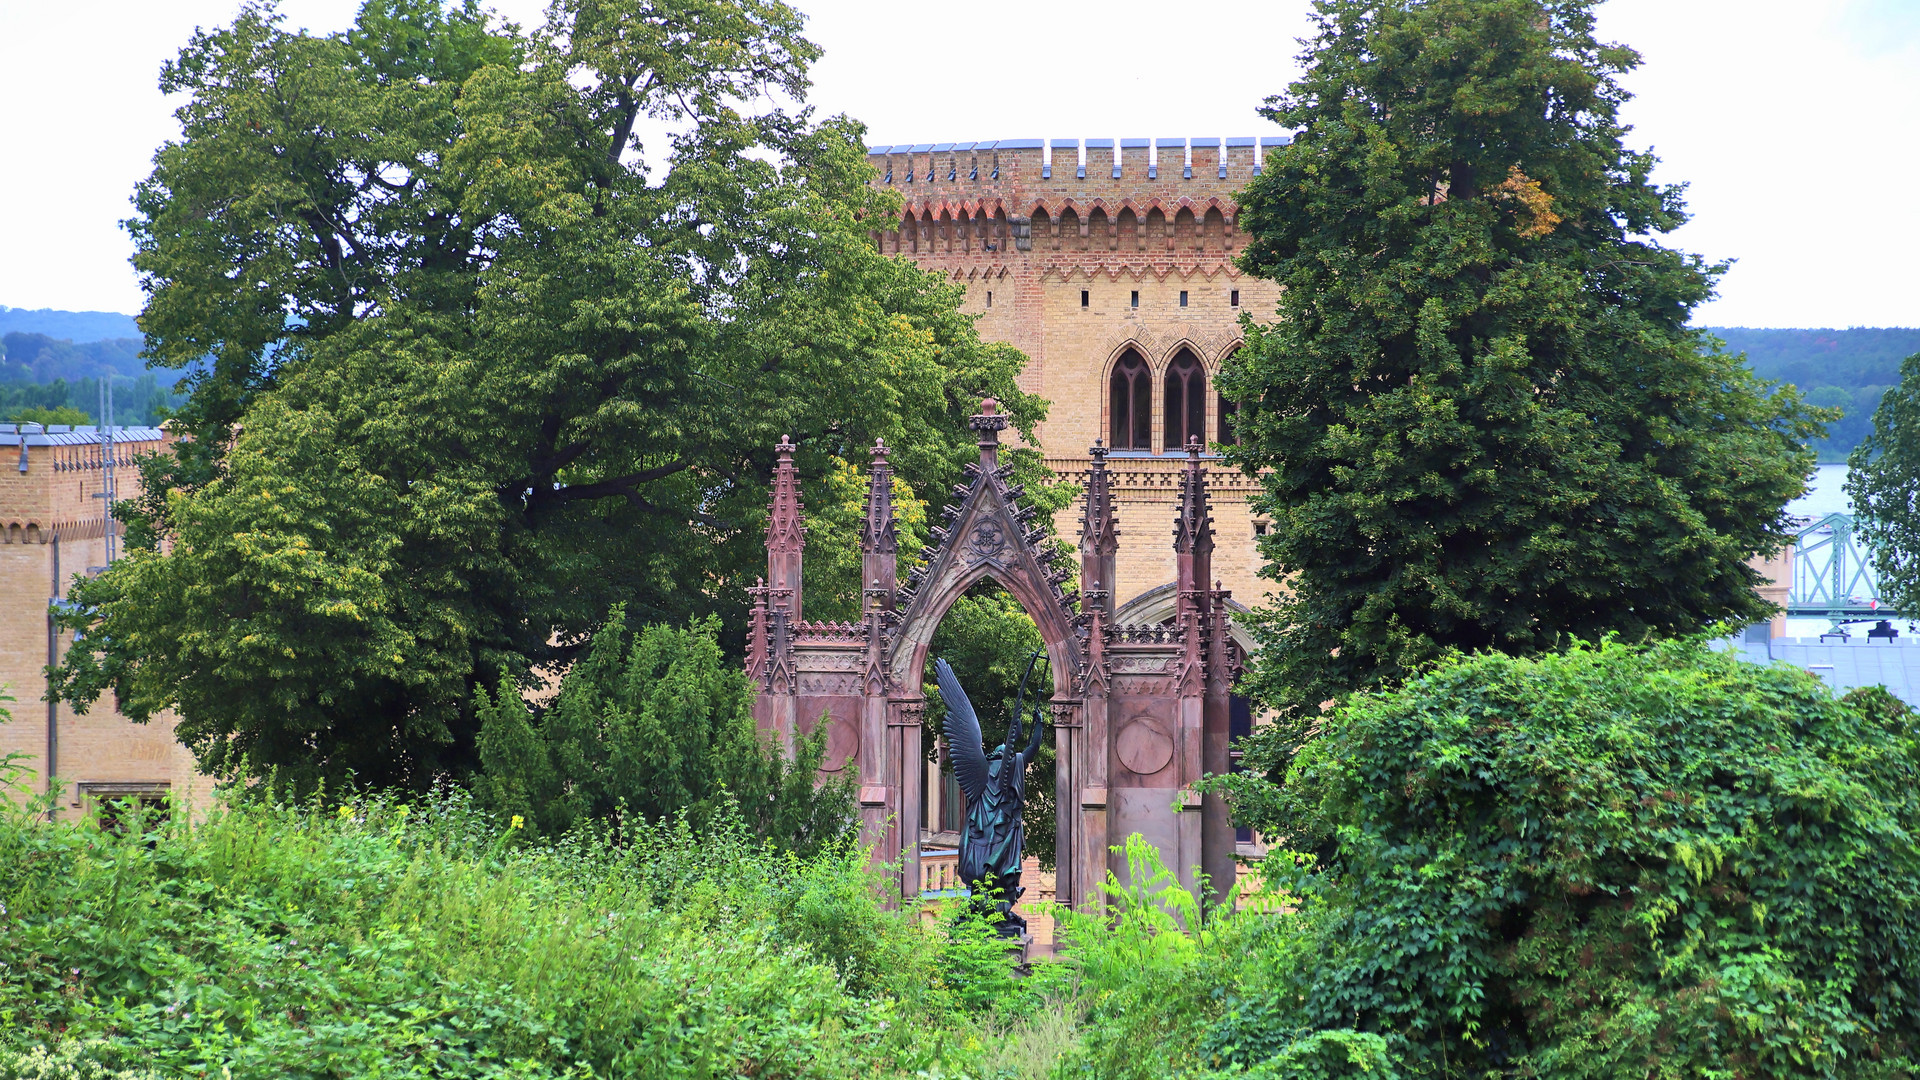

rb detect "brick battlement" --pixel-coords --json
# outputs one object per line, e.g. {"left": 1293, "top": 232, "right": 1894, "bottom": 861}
{"left": 865, "top": 136, "right": 1290, "bottom": 263}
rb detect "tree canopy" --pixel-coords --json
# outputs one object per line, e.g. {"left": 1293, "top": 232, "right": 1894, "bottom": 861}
{"left": 1219, "top": 0, "right": 1823, "bottom": 731}
{"left": 1847, "top": 352, "right": 1920, "bottom": 614}
{"left": 53, "top": 0, "right": 1054, "bottom": 793}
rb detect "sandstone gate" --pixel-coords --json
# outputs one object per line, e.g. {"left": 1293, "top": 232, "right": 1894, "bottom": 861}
{"left": 747, "top": 400, "right": 1239, "bottom": 910}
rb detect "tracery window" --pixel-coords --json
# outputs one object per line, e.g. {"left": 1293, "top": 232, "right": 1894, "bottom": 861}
{"left": 1163, "top": 349, "right": 1206, "bottom": 452}
{"left": 1109, "top": 350, "right": 1152, "bottom": 450}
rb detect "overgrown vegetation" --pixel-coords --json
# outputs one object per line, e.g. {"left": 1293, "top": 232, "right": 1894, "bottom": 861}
{"left": 0, "top": 771, "right": 1074, "bottom": 1080}
{"left": 1847, "top": 352, "right": 1920, "bottom": 617}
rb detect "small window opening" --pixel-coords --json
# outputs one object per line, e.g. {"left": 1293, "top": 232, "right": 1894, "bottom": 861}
{"left": 986, "top": 291, "right": 993, "bottom": 308}
{"left": 1130, "top": 290, "right": 1139, "bottom": 308}
{"left": 1081, "top": 290, "right": 1089, "bottom": 308}
{"left": 1231, "top": 289, "right": 1240, "bottom": 307}
{"left": 1179, "top": 290, "right": 1189, "bottom": 307}
{"left": 1253, "top": 521, "right": 1269, "bottom": 536}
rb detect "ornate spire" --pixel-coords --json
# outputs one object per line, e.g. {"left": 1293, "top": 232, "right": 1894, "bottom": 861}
{"left": 1173, "top": 437, "right": 1215, "bottom": 560}
{"left": 1174, "top": 437, "right": 1214, "bottom": 632}
{"left": 766, "top": 434, "right": 804, "bottom": 615}
{"left": 860, "top": 438, "right": 897, "bottom": 555}
{"left": 1080, "top": 439, "right": 1118, "bottom": 616}
{"left": 861, "top": 437, "right": 898, "bottom": 611}
{"left": 970, "top": 397, "right": 1008, "bottom": 468}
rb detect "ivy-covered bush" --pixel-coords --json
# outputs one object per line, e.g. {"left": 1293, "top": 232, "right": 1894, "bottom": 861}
{"left": 1208, "top": 637, "right": 1920, "bottom": 1078}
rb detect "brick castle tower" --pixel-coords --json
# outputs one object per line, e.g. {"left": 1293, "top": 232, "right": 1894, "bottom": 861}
{"left": 864, "top": 135, "right": 1287, "bottom": 627}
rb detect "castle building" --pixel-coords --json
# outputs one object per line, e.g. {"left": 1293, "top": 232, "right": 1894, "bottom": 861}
{"left": 0, "top": 425, "right": 199, "bottom": 817}
{"left": 864, "top": 136, "right": 1286, "bottom": 625}
{"left": 864, "top": 138, "right": 1286, "bottom": 913}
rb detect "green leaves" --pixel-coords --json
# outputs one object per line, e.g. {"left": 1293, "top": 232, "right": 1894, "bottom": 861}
{"left": 1847, "top": 352, "right": 1920, "bottom": 615}
{"left": 1221, "top": 637, "right": 1920, "bottom": 1077}
{"left": 64, "top": 0, "right": 1049, "bottom": 792}
{"left": 1222, "top": 0, "right": 1823, "bottom": 724}
{"left": 473, "top": 609, "right": 855, "bottom": 857}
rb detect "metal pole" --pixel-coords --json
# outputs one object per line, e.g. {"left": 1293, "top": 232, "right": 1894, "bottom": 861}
{"left": 47, "top": 533, "right": 59, "bottom": 813}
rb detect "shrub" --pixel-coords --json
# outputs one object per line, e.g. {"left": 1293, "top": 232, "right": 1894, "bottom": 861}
{"left": 474, "top": 609, "right": 855, "bottom": 856}
{"left": 1213, "top": 636, "right": 1920, "bottom": 1077}
{"left": 0, "top": 778, "right": 1012, "bottom": 1079}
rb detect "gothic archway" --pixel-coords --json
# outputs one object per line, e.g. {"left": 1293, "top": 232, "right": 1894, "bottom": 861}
{"left": 747, "top": 401, "right": 1241, "bottom": 911}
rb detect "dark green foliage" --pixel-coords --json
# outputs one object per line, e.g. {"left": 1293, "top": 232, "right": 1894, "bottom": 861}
{"left": 1219, "top": 0, "right": 1823, "bottom": 729}
{"left": 0, "top": 777, "right": 1056, "bottom": 1079}
{"left": 1714, "top": 328, "right": 1920, "bottom": 460}
{"left": 1204, "top": 638, "right": 1920, "bottom": 1077}
{"left": 1848, "top": 353, "right": 1920, "bottom": 616}
{"left": 473, "top": 609, "right": 853, "bottom": 856}
{"left": 52, "top": 0, "right": 1054, "bottom": 794}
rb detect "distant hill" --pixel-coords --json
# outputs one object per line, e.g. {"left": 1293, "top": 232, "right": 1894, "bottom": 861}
{"left": 0, "top": 305, "right": 140, "bottom": 343}
{"left": 1706, "top": 327, "right": 1920, "bottom": 461}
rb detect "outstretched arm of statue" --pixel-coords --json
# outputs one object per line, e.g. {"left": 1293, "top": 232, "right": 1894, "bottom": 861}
{"left": 1022, "top": 705, "right": 1046, "bottom": 759}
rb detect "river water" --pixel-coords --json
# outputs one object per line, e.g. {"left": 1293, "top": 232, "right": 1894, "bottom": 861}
{"left": 1788, "top": 462, "right": 1853, "bottom": 519}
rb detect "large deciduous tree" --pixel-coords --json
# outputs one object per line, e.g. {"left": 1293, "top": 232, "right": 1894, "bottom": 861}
{"left": 54, "top": 0, "right": 1055, "bottom": 793}
{"left": 1847, "top": 353, "right": 1920, "bottom": 616}
{"left": 1220, "top": 0, "right": 1823, "bottom": 735}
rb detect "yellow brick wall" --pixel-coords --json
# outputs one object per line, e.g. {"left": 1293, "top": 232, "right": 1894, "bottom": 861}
{"left": 869, "top": 139, "right": 1281, "bottom": 614}
{"left": 0, "top": 433, "right": 204, "bottom": 817}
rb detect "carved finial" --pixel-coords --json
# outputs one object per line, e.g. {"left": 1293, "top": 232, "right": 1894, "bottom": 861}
{"left": 766, "top": 434, "right": 805, "bottom": 612}
{"left": 870, "top": 436, "right": 889, "bottom": 465}
{"left": 970, "top": 397, "right": 1008, "bottom": 466}
{"left": 1090, "top": 437, "right": 1108, "bottom": 461}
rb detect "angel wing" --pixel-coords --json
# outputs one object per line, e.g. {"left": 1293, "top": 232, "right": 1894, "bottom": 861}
{"left": 935, "top": 658, "right": 989, "bottom": 805}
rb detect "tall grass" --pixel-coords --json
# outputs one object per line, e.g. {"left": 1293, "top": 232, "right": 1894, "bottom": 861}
{"left": 0, "top": 765, "right": 1064, "bottom": 1079}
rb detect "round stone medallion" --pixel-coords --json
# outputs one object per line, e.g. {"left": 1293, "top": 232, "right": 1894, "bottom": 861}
{"left": 1115, "top": 717, "right": 1174, "bottom": 776}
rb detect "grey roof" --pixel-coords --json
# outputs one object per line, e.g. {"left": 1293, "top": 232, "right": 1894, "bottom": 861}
{"left": 1721, "top": 636, "right": 1920, "bottom": 705}
{"left": 0, "top": 424, "right": 167, "bottom": 447}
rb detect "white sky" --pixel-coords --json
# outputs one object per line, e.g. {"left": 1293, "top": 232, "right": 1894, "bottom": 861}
{"left": 0, "top": 0, "right": 1913, "bottom": 328}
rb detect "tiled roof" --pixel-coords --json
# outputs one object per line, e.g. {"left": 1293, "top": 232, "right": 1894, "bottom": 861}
{"left": 1721, "top": 635, "right": 1920, "bottom": 705}
{"left": 0, "top": 424, "right": 167, "bottom": 447}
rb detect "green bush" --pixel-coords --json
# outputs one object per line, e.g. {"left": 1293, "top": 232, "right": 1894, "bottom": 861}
{"left": 1203, "top": 637, "right": 1920, "bottom": 1078}
{"left": 0, "top": 778, "right": 1053, "bottom": 1078}
{"left": 474, "top": 609, "right": 854, "bottom": 857}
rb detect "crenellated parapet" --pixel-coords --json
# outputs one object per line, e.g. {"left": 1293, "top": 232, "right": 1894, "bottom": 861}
{"left": 864, "top": 135, "right": 1291, "bottom": 267}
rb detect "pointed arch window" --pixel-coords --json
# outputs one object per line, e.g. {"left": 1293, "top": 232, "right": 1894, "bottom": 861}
{"left": 1109, "top": 350, "right": 1151, "bottom": 450}
{"left": 1163, "top": 349, "right": 1206, "bottom": 452}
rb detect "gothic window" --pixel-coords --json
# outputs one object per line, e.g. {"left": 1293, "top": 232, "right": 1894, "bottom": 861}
{"left": 1218, "top": 392, "right": 1239, "bottom": 444}
{"left": 1109, "top": 350, "right": 1152, "bottom": 450}
{"left": 1163, "top": 349, "right": 1206, "bottom": 452}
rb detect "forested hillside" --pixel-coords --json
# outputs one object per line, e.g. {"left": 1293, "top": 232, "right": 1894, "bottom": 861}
{"left": 2, "top": 307, "right": 1912, "bottom": 456}
{"left": 1707, "top": 327, "right": 1920, "bottom": 459}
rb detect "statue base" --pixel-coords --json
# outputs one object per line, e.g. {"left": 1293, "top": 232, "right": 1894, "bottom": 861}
{"left": 1006, "top": 929, "right": 1034, "bottom": 974}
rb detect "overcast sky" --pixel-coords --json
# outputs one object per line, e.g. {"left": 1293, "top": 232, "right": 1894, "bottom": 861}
{"left": 0, "top": 0, "right": 1913, "bottom": 328}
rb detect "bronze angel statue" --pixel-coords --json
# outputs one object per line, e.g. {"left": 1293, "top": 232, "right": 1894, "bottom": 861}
{"left": 935, "top": 652, "right": 1048, "bottom": 937}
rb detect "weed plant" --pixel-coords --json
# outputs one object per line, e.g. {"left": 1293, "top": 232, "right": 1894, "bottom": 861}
{"left": 0, "top": 769, "right": 1066, "bottom": 1079}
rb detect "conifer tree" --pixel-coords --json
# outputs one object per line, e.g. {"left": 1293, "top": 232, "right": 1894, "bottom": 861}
{"left": 1220, "top": 0, "right": 1823, "bottom": 736}
{"left": 474, "top": 609, "right": 853, "bottom": 855}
